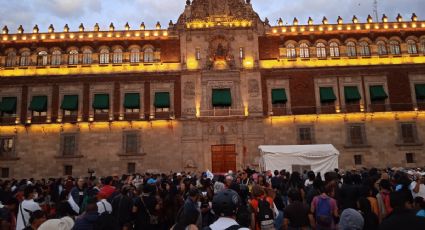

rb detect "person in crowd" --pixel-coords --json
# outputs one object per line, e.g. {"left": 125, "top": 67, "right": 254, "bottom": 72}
{"left": 410, "top": 174, "right": 425, "bottom": 199}
{"left": 181, "top": 188, "right": 201, "bottom": 229}
{"left": 73, "top": 198, "right": 99, "bottom": 230}
{"left": 283, "top": 189, "right": 315, "bottom": 230}
{"left": 22, "top": 210, "right": 46, "bottom": 230}
{"left": 16, "top": 185, "right": 42, "bottom": 230}
{"left": 339, "top": 173, "right": 360, "bottom": 210}
{"left": 111, "top": 185, "right": 134, "bottom": 230}
{"left": 0, "top": 197, "right": 18, "bottom": 230}
{"left": 358, "top": 197, "right": 379, "bottom": 230}
{"left": 310, "top": 183, "right": 339, "bottom": 230}
{"left": 379, "top": 190, "right": 425, "bottom": 230}
{"left": 413, "top": 196, "right": 425, "bottom": 217}
{"left": 98, "top": 176, "right": 117, "bottom": 200}
{"left": 376, "top": 179, "right": 393, "bottom": 222}
{"left": 338, "top": 208, "right": 364, "bottom": 230}
{"left": 171, "top": 207, "right": 199, "bottom": 230}
{"left": 249, "top": 185, "right": 275, "bottom": 230}
{"left": 207, "top": 189, "right": 249, "bottom": 230}
{"left": 69, "top": 178, "right": 87, "bottom": 215}
{"left": 38, "top": 201, "right": 76, "bottom": 230}
{"left": 304, "top": 171, "right": 316, "bottom": 189}
{"left": 133, "top": 183, "right": 159, "bottom": 230}
{"left": 96, "top": 194, "right": 112, "bottom": 215}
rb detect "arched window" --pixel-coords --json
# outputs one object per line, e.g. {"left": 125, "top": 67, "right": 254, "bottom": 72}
{"left": 407, "top": 40, "right": 418, "bottom": 54}
{"left": 299, "top": 43, "right": 310, "bottom": 58}
{"left": 143, "top": 47, "right": 154, "bottom": 63}
{"left": 82, "top": 49, "right": 92, "bottom": 64}
{"left": 316, "top": 43, "right": 326, "bottom": 58}
{"left": 329, "top": 42, "right": 340, "bottom": 57}
{"left": 37, "top": 51, "right": 48, "bottom": 66}
{"left": 359, "top": 42, "right": 371, "bottom": 56}
{"left": 112, "top": 48, "right": 123, "bottom": 64}
{"left": 286, "top": 44, "right": 296, "bottom": 59}
{"left": 51, "top": 50, "right": 61, "bottom": 65}
{"left": 421, "top": 40, "right": 425, "bottom": 54}
{"left": 99, "top": 48, "right": 109, "bottom": 64}
{"left": 346, "top": 42, "right": 357, "bottom": 57}
{"left": 377, "top": 41, "right": 387, "bottom": 56}
{"left": 130, "top": 48, "right": 140, "bottom": 63}
{"left": 389, "top": 40, "right": 401, "bottom": 55}
{"left": 5, "top": 51, "right": 16, "bottom": 67}
{"left": 68, "top": 50, "right": 79, "bottom": 65}
{"left": 20, "top": 51, "right": 30, "bottom": 66}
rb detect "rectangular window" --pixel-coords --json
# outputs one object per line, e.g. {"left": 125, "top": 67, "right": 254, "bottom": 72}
{"left": 347, "top": 124, "right": 366, "bottom": 146}
{"left": 0, "top": 137, "right": 15, "bottom": 158}
{"left": 354, "top": 155, "right": 362, "bottom": 165}
{"left": 406, "top": 153, "right": 415, "bottom": 164}
{"left": 239, "top": 47, "right": 245, "bottom": 59}
{"left": 1, "top": 168, "right": 9, "bottom": 178}
{"left": 298, "top": 126, "right": 314, "bottom": 144}
{"left": 399, "top": 123, "right": 418, "bottom": 144}
{"left": 195, "top": 48, "right": 201, "bottom": 60}
{"left": 64, "top": 165, "right": 73, "bottom": 176}
{"left": 61, "top": 134, "right": 77, "bottom": 156}
{"left": 128, "top": 163, "right": 136, "bottom": 174}
{"left": 124, "top": 132, "right": 139, "bottom": 154}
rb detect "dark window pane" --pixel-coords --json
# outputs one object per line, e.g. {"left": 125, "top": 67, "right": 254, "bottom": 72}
{"left": 128, "top": 163, "right": 136, "bottom": 174}
{"left": 354, "top": 155, "right": 362, "bottom": 165}
{"left": 63, "top": 135, "right": 76, "bottom": 156}
{"left": 125, "top": 133, "right": 138, "bottom": 154}
{"left": 64, "top": 165, "right": 73, "bottom": 176}
{"left": 406, "top": 153, "right": 415, "bottom": 164}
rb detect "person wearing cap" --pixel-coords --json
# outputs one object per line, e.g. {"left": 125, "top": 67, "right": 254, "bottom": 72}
{"left": 98, "top": 176, "right": 116, "bottom": 200}
{"left": 207, "top": 189, "right": 249, "bottom": 230}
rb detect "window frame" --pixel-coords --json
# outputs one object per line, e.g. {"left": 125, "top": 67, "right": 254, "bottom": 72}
{"left": 286, "top": 44, "right": 296, "bottom": 59}
{"left": 122, "top": 131, "right": 141, "bottom": 155}
{"left": 359, "top": 42, "right": 371, "bottom": 56}
{"left": 389, "top": 41, "right": 401, "bottom": 55}
{"left": 143, "top": 47, "right": 154, "bottom": 63}
{"left": 406, "top": 153, "right": 415, "bottom": 164}
{"left": 346, "top": 42, "right": 357, "bottom": 57}
{"left": 297, "top": 126, "right": 315, "bottom": 145}
{"left": 51, "top": 50, "right": 62, "bottom": 65}
{"left": 60, "top": 133, "right": 79, "bottom": 156}
{"left": 20, "top": 51, "right": 31, "bottom": 66}
{"left": 6, "top": 51, "right": 16, "bottom": 67}
{"left": 99, "top": 48, "right": 110, "bottom": 64}
{"left": 112, "top": 48, "right": 123, "bottom": 64}
{"left": 82, "top": 49, "right": 92, "bottom": 64}
{"left": 37, "top": 51, "right": 48, "bottom": 66}
{"left": 346, "top": 123, "right": 368, "bottom": 147}
{"left": 377, "top": 41, "right": 388, "bottom": 56}
{"left": 354, "top": 155, "right": 363, "bottom": 165}
{"left": 316, "top": 43, "right": 327, "bottom": 58}
{"left": 0, "top": 136, "right": 16, "bottom": 158}
{"left": 299, "top": 43, "right": 310, "bottom": 58}
{"left": 68, "top": 50, "right": 79, "bottom": 65}
{"left": 130, "top": 48, "right": 140, "bottom": 63}
{"left": 407, "top": 40, "right": 418, "bottom": 54}
{"left": 397, "top": 122, "right": 421, "bottom": 145}
{"left": 329, "top": 42, "right": 340, "bottom": 57}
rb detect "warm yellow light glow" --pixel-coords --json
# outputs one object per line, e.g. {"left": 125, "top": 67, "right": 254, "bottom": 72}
{"left": 88, "top": 34, "right": 93, "bottom": 38}
{"left": 12, "top": 36, "right": 17, "bottom": 40}
{"left": 262, "top": 55, "right": 425, "bottom": 69}
{"left": 2, "top": 36, "right": 7, "bottom": 41}
{"left": 98, "top": 33, "right": 103, "bottom": 38}
{"left": 272, "top": 29, "right": 277, "bottom": 33}
{"left": 337, "top": 26, "right": 342, "bottom": 30}
{"left": 291, "top": 27, "right": 296, "bottom": 32}
{"left": 243, "top": 57, "right": 254, "bottom": 69}
{"left": 50, "top": 34, "right": 55, "bottom": 39}
{"left": 107, "top": 33, "right": 112, "bottom": 38}
{"left": 374, "top": 24, "right": 379, "bottom": 29}
{"left": 154, "top": 31, "right": 159, "bottom": 36}
{"left": 60, "top": 34, "right": 65, "bottom": 39}
{"left": 356, "top": 25, "right": 361, "bottom": 30}
{"left": 281, "top": 28, "right": 287, "bottom": 32}
{"left": 412, "top": 23, "right": 417, "bottom": 28}
{"left": 79, "top": 35, "right": 83, "bottom": 38}
{"left": 186, "top": 58, "right": 199, "bottom": 70}
{"left": 0, "top": 63, "right": 182, "bottom": 77}
{"left": 365, "top": 24, "right": 370, "bottom": 29}
{"left": 328, "top": 26, "right": 333, "bottom": 31}
{"left": 31, "top": 35, "right": 36, "bottom": 40}
{"left": 69, "top": 34, "right": 75, "bottom": 38}
{"left": 393, "top": 24, "right": 398, "bottom": 29}
{"left": 115, "top": 33, "right": 121, "bottom": 38}
{"left": 135, "top": 32, "right": 140, "bottom": 36}
{"left": 384, "top": 25, "right": 389, "bottom": 29}
{"left": 144, "top": 31, "right": 150, "bottom": 36}
{"left": 402, "top": 24, "right": 407, "bottom": 28}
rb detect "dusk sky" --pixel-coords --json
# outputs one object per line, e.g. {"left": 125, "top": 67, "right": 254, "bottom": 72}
{"left": 0, "top": 0, "right": 424, "bottom": 32}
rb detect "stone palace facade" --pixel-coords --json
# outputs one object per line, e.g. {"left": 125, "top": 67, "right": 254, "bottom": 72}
{"left": 1, "top": 0, "right": 425, "bottom": 178}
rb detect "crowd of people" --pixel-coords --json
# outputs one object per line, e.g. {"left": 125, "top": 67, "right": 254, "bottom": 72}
{"left": 0, "top": 167, "right": 425, "bottom": 230}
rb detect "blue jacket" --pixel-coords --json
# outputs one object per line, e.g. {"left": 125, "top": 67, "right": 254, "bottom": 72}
{"left": 72, "top": 212, "right": 98, "bottom": 230}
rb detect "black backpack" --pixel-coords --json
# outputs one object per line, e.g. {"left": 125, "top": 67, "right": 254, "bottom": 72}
{"left": 256, "top": 198, "right": 275, "bottom": 230}
{"left": 95, "top": 202, "right": 119, "bottom": 230}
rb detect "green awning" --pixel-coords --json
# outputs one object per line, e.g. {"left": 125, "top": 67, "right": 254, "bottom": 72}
{"left": 319, "top": 87, "right": 337, "bottom": 102}
{"left": 415, "top": 84, "right": 425, "bottom": 99}
{"left": 29, "top": 96, "right": 47, "bottom": 112}
{"left": 0, "top": 97, "right": 17, "bottom": 114}
{"left": 212, "top": 89, "right": 232, "bottom": 107}
{"left": 154, "top": 92, "right": 170, "bottom": 108}
{"left": 271, "top": 89, "right": 287, "bottom": 104}
{"left": 92, "top": 94, "right": 109, "bottom": 110}
{"left": 60, "top": 95, "right": 78, "bottom": 111}
{"left": 344, "top": 86, "right": 361, "bottom": 102}
{"left": 369, "top": 85, "right": 388, "bottom": 101}
{"left": 124, "top": 93, "right": 140, "bottom": 109}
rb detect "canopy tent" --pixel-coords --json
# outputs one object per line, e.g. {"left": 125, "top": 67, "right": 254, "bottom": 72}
{"left": 258, "top": 144, "right": 340, "bottom": 176}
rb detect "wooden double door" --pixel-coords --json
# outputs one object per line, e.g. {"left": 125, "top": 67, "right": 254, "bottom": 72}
{"left": 211, "top": 144, "right": 236, "bottom": 173}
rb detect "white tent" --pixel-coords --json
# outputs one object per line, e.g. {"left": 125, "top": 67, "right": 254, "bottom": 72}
{"left": 258, "top": 144, "right": 340, "bottom": 176}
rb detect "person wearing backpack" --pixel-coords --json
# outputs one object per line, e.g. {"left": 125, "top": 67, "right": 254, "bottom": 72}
{"left": 249, "top": 185, "right": 276, "bottom": 230}
{"left": 376, "top": 179, "right": 393, "bottom": 222}
{"left": 205, "top": 189, "right": 249, "bottom": 230}
{"left": 310, "top": 183, "right": 338, "bottom": 230}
